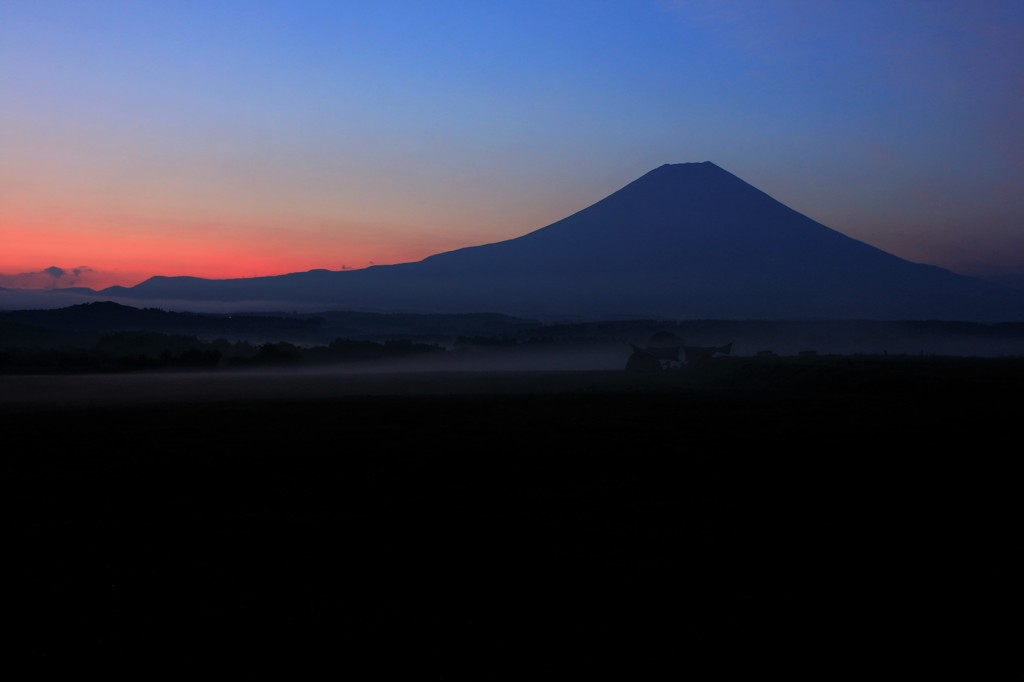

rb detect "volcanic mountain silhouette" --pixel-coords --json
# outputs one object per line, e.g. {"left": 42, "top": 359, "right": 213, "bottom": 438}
{"left": 108, "top": 162, "right": 1022, "bottom": 320}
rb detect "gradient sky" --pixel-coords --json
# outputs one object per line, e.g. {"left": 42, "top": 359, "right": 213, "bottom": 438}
{"left": 2, "top": 0, "right": 1022, "bottom": 290}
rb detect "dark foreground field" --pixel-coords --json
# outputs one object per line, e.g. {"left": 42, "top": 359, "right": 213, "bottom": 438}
{"left": 7, "top": 356, "right": 1019, "bottom": 672}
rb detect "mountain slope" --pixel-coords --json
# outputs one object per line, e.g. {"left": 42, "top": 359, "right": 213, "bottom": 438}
{"left": 108, "top": 162, "right": 1023, "bottom": 321}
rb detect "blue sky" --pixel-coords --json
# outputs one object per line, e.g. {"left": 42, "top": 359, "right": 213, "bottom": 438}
{"left": 2, "top": 0, "right": 1022, "bottom": 288}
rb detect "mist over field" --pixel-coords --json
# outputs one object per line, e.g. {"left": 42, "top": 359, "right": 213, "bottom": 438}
{"left": 4, "top": 297, "right": 1018, "bottom": 675}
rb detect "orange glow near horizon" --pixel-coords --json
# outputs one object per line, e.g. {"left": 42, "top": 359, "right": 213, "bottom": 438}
{"left": 0, "top": 211, "right": 455, "bottom": 289}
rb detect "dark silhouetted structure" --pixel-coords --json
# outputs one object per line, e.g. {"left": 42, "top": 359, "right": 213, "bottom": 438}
{"left": 626, "top": 333, "right": 733, "bottom": 370}
{"left": 682, "top": 342, "right": 734, "bottom": 365}
{"left": 645, "top": 331, "right": 683, "bottom": 368}
{"left": 625, "top": 344, "right": 663, "bottom": 372}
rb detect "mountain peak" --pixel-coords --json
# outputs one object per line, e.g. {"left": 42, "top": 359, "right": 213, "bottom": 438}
{"left": 653, "top": 160, "right": 719, "bottom": 170}
{"left": 659, "top": 160, "right": 715, "bottom": 167}
{"left": 637, "top": 161, "right": 739, "bottom": 185}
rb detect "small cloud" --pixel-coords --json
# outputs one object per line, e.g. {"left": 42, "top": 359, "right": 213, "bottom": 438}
{"left": 67, "top": 266, "right": 95, "bottom": 285}
{"left": 0, "top": 265, "right": 120, "bottom": 290}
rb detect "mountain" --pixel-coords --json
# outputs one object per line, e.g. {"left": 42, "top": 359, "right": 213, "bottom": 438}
{"left": 104, "top": 162, "right": 1023, "bottom": 321}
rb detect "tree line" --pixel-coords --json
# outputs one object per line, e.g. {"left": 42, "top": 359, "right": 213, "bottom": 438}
{"left": 0, "top": 331, "right": 443, "bottom": 374}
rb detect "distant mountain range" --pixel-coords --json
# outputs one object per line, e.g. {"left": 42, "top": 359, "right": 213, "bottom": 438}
{"left": 8, "top": 162, "right": 1024, "bottom": 321}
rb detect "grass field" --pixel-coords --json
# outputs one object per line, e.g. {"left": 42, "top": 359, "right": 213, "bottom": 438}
{"left": 6, "top": 357, "right": 1018, "bottom": 671}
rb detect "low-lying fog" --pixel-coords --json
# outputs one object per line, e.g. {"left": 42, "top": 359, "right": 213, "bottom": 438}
{"left": 3, "top": 327, "right": 1022, "bottom": 408}
{"left": 0, "top": 344, "right": 635, "bottom": 407}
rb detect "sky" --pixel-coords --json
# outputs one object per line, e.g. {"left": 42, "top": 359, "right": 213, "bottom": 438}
{"left": 2, "top": 0, "right": 1022, "bottom": 290}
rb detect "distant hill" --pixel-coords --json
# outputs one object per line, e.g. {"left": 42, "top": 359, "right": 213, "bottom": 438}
{"left": 43, "top": 163, "right": 1024, "bottom": 321}
{"left": 0, "top": 301, "right": 539, "bottom": 345}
